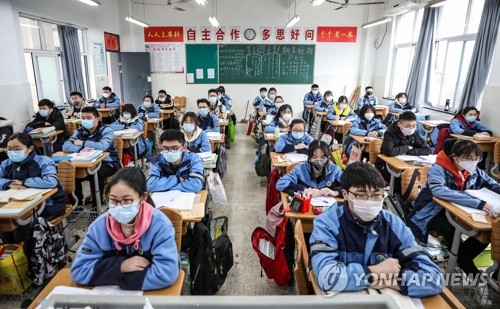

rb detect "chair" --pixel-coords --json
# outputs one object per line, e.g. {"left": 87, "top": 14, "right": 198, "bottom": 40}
{"left": 114, "top": 136, "right": 124, "bottom": 163}
{"left": 65, "top": 121, "right": 76, "bottom": 136}
{"left": 294, "top": 220, "right": 315, "bottom": 295}
{"left": 400, "top": 166, "right": 429, "bottom": 202}
{"left": 491, "top": 142, "right": 500, "bottom": 176}
{"left": 368, "top": 138, "right": 382, "bottom": 164}
{"left": 286, "top": 162, "right": 301, "bottom": 174}
{"left": 53, "top": 161, "right": 78, "bottom": 248}
{"left": 159, "top": 208, "right": 183, "bottom": 252}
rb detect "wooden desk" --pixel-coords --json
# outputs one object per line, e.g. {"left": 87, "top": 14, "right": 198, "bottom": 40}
{"left": 270, "top": 152, "right": 306, "bottom": 174}
{"left": 117, "top": 131, "right": 145, "bottom": 168}
{"left": 145, "top": 118, "right": 162, "bottom": 132}
{"left": 64, "top": 118, "right": 82, "bottom": 125}
{"left": 433, "top": 197, "right": 492, "bottom": 273}
{"left": 53, "top": 152, "right": 110, "bottom": 215}
{"left": 374, "top": 105, "right": 389, "bottom": 117}
{"left": 377, "top": 154, "right": 418, "bottom": 194}
{"left": 264, "top": 132, "right": 280, "bottom": 147}
{"left": 28, "top": 268, "right": 185, "bottom": 309}
{"left": 97, "top": 108, "right": 116, "bottom": 119}
{"left": 0, "top": 189, "right": 58, "bottom": 232}
{"left": 209, "top": 134, "right": 225, "bottom": 152}
{"left": 219, "top": 120, "right": 229, "bottom": 134}
{"left": 450, "top": 134, "right": 500, "bottom": 173}
{"left": 349, "top": 134, "right": 383, "bottom": 164}
{"left": 326, "top": 119, "right": 352, "bottom": 135}
{"left": 32, "top": 130, "right": 64, "bottom": 156}
{"left": 312, "top": 110, "right": 327, "bottom": 121}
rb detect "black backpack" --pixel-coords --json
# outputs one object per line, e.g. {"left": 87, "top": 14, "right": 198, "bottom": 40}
{"left": 189, "top": 215, "right": 233, "bottom": 295}
{"left": 163, "top": 114, "right": 180, "bottom": 130}
{"left": 255, "top": 143, "right": 271, "bottom": 177}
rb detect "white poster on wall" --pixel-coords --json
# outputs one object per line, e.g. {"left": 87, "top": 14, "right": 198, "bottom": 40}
{"left": 92, "top": 42, "right": 106, "bottom": 76}
{"left": 146, "top": 44, "right": 185, "bottom": 73}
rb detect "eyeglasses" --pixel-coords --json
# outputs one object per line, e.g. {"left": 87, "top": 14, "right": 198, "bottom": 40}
{"left": 162, "top": 145, "right": 183, "bottom": 152}
{"left": 106, "top": 198, "right": 138, "bottom": 208}
{"left": 348, "top": 190, "right": 386, "bottom": 201}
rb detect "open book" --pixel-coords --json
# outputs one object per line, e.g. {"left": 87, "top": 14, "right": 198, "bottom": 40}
{"left": 70, "top": 148, "right": 103, "bottom": 163}
{"left": 0, "top": 195, "right": 43, "bottom": 216}
{"left": 151, "top": 190, "right": 195, "bottom": 211}
{"left": 396, "top": 155, "right": 437, "bottom": 166}
{"left": 451, "top": 187, "right": 500, "bottom": 215}
{"left": 206, "top": 132, "right": 222, "bottom": 141}
{"left": 28, "top": 126, "right": 56, "bottom": 138}
{"left": 0, "top": 188, "right": 51, "bottom": 203}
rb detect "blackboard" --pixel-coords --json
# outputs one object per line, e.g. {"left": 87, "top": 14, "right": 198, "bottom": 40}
{"left": 185, "top": 44, "right": 218, "bottom": 84}
{"left": 218, "top": 44, "right": 315, "bottom": 84}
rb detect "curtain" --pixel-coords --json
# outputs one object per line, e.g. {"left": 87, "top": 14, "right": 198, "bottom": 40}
{"left": 405, "top": 7, "right": 441, "bottom": 109}
{"left": 458, "top": 0, "right": 500, "bottom": 109}
{"left": 58, "top": 25, "right": 85, "bottom": 100}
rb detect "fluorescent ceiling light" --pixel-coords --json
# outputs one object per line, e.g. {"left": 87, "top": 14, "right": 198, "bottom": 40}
{"left": 78, "top": 0, "right": 101, "bottom": 6}
{"left": 209, "top": 16, "right": 220, "bottom": 28}
{"left": 428, "top": 0, "right": 447, "bottom": 7}
{"left": 286, "top": 15, "right": 300, "bottom": 28}
{"left": 361, "top": 17, "right": 392, "bottom": 28}
{"left": 20, "top": 23, "right": 40, "bottom": 29}
{"left": 311, "top": 0, "right": 326, "bottom": 6}
{"left": 195, "top": 0, "right": 208, "bottom": 6}
{"left": 125, "top": 16, "right": 150, "bottom": 27}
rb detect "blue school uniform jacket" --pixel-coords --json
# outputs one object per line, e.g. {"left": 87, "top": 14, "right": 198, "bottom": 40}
{"left": 408, "top": 164, "right": 500, "bottom": 242}
{"left": 0, "top": 151, "right": 66, "bottom": 216}
{"left": 220, "top": 94, "right": 232, "bottom": 110}
{"left": 327, "top": 105, "right": 357, "bottom": 121}
{"left": 147, "top": 151, "right": 204, "bottom": 193}
{"left": 389, "top": 101, "right": 417, "bottom": 114}
{"left": 110, "top": 116, "right": 147, "bottom": 158}
{"left": 94, "top": 93, "right": 120, "bottom": 109}
{"left": 63, "top": 123, "right": 120, "bottom": 167}
{"left": 263, "top": 118, "right": 291, "bottom": 134}
{"left": 137, "top": 104, "right": 161, "bottom": 119}
{"left": 303, "top": 91, "right": 322, "bottom": 106}
{"left": 252, "top": 95, "right": 266, "bottom": 107}
{"left": 310, "top": 205, "right": 444, "bottom": 297}
{"left": 314, "top": 98, "right": 332, "bottom": 112}
{"left": 274, "top": 132, "right": 314, "bottom": 154}
{"left": 197, "top": 113, "right": 220, "bottom": 133}
{"left": 276, "top": 161, "right": 343, "bottom": 196}
{"left": 357, "top": 95, "right": 378, "bottom": 110}
{"left": 258, "top": 99, "right": 277, "bottom": 115}
{"left": 350, "top": 118, "right": 386, "bottom": 137}
{"left": 70, "top": 208, "right": 179, "bottom": 290}
{"left": 449, "top": 118, "right": 492, "bottom": 137}
{"left": 184, "top": 127, "right": 211, "bottom": 153}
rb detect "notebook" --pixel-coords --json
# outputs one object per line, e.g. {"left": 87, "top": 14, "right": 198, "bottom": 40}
{"left": 0, "top": 195, "right": 43, "bottom": 215}
{"left": 69, "top": 148, "right": 104, "bottom": 163}
{"left": 152, "top": 191, "right": 195, "bottom": 211}
{"left": 0, "top": 188, "right": 51, "bottom": 203}
{"left": 207, "top": 132, "right": 222, "bottom": 140}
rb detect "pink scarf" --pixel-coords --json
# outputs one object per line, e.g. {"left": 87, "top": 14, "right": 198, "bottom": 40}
{"left": 106, "top": 201, "right": 154, "bottom": 251}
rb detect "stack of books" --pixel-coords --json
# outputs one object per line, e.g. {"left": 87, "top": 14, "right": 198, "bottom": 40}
{"left": 0, "top": 188, "right": 51, "bottom": 215}
{"left": 70, "top": 147, "right": 104, "bottom": 163}
{"left": 197, "top": 152, "right": 218, "bottom": 169}
{"left": 28, "top": 126, "right": 56, "bottom": 138}
{"left": 113, "top": 128, "right": 139, "bottom": 138}
{"left": 207, "top": 132, "right": 222, "bottom": 141}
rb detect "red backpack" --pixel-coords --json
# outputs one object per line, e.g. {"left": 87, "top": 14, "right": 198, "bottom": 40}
{"left": 266, "top": 169, "right": 280, "bottom": 214}
{"left": 251, "top": 217, "right": 292, "bottom": 287}
{"left": 434, "top": 125, "right": 450, "bottom": 154}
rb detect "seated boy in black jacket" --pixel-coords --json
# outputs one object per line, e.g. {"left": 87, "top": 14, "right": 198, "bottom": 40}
{"left": 26, "top": 99, "right": 69, "bottom": 152}
{"left": 381, "top": 111, "right": 431, "bottom": 157}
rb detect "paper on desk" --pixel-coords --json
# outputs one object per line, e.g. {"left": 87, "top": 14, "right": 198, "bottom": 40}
{"left": 152, "top": 190, "right": 181, "bottom": 207}
{"left": 47, "top": 285, "right": 92, "bottom": 296}
{"left": 471, "top": 213, "right": 488, "bottom": 223}
{"left": 451, "top": 203, "right": 487, "bottom": 215}
{"left": 90, "top": 285, "right": 143, "bottom": 296}
{"left": 465, "top": 187, "right": 500, "bottom": 206}
{"left": 311, "top": 197, "right": 336, "bottom": 207}
{"left": 396, "top": 155, "right": 437, "bottom": 165}
{"left": 284, "top": 153, "right": 308, "bottom": 163}
{"left": 154, "top": 191, "right": 195, "bottom": 211}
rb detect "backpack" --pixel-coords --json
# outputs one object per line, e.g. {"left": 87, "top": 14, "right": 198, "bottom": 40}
{"left": 28, "top": 216, "right": 68, "bottom": 286}
{"left": 319, "top": 127, "right": 335, "bottom": 146}
{"left": 309, "top": 115, "right": 322, "bottom": 139}
{"left": 251, "top": 216, "right": 293, "bottom": 287}
{"left": 266, "top": 169, "right": 281, "bottom": 214}
{"left": 383, "top": 113, "right": 396, "bottom": 127}
{"left": 216, "top": 146, "right": 228, "bottom": 178}
{"left": 189, "top": 215, "right": 233, "bottom": 295}
{"left": 255, "top": 143, "right": 271, "bottom": 177}
{"left": 432, "top": 124, "right": 450, "bottom": 154}
{"left": 163, "top": 114, "right": 180, "bottom": 130}
{"left": 383, "top": 168, "right": 420, "bottom": 222}
{"left": 266, "top": 201, "right": 284, "bottom": 237}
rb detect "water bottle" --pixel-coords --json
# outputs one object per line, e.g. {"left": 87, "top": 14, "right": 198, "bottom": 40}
{"left": 274, "top": 126, "right": 280, "bottom": 137}
{"left": 179, "top": 252, "right": 191, "bottom": 283}
{"left": 444, "top": 99, "right": 450, "bottom": 112}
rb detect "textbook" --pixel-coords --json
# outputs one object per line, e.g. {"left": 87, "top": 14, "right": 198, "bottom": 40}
{"left": 152, "top": 191, "right": 195, "bottom": 211}
{"left": 113, "top": 128, "right": 139, "bottom": 138}
{"left": 0, "top": 195, "right": 43, "bottom": 215}
{"left": 196, "top": 152, "right": 218, "bottom": 169}
{"left": 206, "top": 132, "right": 222, "bottom": 140}
{"left": 28, "top": 126, "right": 56, "bottom": 138}
{"left": 0, "top": 188, "right": 51, "bottom": 203}
{"left": 69, "top": 148, "right": 103, "bottom": 163}
{"left": 396, "top": 154, "right": 437, "bottom": 166}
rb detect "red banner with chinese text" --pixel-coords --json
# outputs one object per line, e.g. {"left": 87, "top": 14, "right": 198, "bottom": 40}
{"left": 316, "top": 27, "right": 357, "bottom": 43}
{"left": 144, "top": 27, "right": 184, "bottom": 42}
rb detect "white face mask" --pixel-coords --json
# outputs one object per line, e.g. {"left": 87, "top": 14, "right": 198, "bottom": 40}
{"left": 399, "top": 124, "right": 416, "bottom": 136}
{"left": 457, "top": 160, "right": 479, "bottom": 173}
{"left": 282, "top": 113, "right": 292, "bottom": 121}
{"left": 339, "top": 103, "right": 347, "bottom": 110}
{"left": 351, "top": 199, "right": 383, "bottom": 222}
{"left": 364, "top": 113, "right": 374, "bottom": 121}
{"left": 103, "top": 92, "right": 110, "bottom": 98}
{"left": 312, "top": 90, "right": 319, "bottom": 95}
{"left": 399, "top": 98, "right": 407, "bottom": 104}
{"left": 325, "top": 96, "right": 333, "bottom": 102}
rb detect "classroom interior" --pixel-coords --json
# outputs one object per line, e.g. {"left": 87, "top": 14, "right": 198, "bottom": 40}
{"left": 1, "top": 0, "right": 500, "bottom": 308}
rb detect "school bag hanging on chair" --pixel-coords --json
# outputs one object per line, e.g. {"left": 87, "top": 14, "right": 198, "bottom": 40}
{"left": 265, "top": 169, "right": 280, "bottom": 215}
{"left": 255, "top": 143, "right": 271, "bottom": 177}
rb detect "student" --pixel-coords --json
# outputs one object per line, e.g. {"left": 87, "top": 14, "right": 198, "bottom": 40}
{"left": 302, "top": 84, "right": 322, "bottom": 121}
{"left": 347, "top": 104, "right": 386, "bottom": 155}
{"left": 71, "top": 167, "right": 179, "bottom": 290}
{"left": 274, "top": 95, "right": 285, "bottom": 109}
{"left": 63, "top": 107, "right": 120, "bottom": 204}
{"left": 357, "top": 86, "right": 378, "bottom": 112}
{"left": 217, "top": 86, "right": 232, "bottom": 111}
{"left": 0, "top": 117, "right": 13, "bottom": 162}
{"left": 387, "top": 92, "right": 425, "bottom": 136}
{"left": 258, "top": 87, "right": 277, "bottom": 115}
{"left": 63, "top": 91, "right": 86, "bottom": 118}
{"left": 275, "top": 119, "right": 314, "bottom": 154}
{"left": 252, "top": 87, "right": 268, "bottom": 107}
{"left": 155, "top": 89, "right": 173, "bottom": 109}
{"left": 208, "top": 88, "right": 226, "bottom": 116}
{"left": 449, "top": 107, "right": 492, "bottom": 137}
{"left": 327, "top": 95, "right": 356, "bottom": 121}
{"left": 381, "top": 111, "right": 431, "bottom": 156}
{"left": 408, "top": 139, "right": 500, "bottom": 275}
{"left": 95, "top": 86, "right": 120, "bottom": 109}
{"left": 181, "top": 112, "right": 211, "bottom": 153}
{"left": 110, "top": 104, "right": 147, "bottom": 159}
{"left": 197, "top": 99, "right": 220, "bottom": 133}
{"left": 310, "top": 162, "right": 444, "bottom": 297}
{"left": 264, "top": 104, "right": 293, "bottom": 134}
{"left": 314, "top": 90, "right": 334, "bottom": 113}
{"left": 147, "top": 129, "right": 204, "bottom": 193}
{"left": 276, "top": 141, "right": 343, "bottom": 197}
{"left": 26, "top": 99, "right": 69, "bottom": 152}
{"left": 137, "top": 95, "right": 160, "bottom": 120}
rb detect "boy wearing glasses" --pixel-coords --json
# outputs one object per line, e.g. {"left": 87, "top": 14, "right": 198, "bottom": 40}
{"left": 310, "top": 162, "right": 443, "bottom": 297}
{"left": 381, "top": 111, "right": 431, "bottom": 157}
{"left": 147, "top": 129, "right": 204, "bottom": 193}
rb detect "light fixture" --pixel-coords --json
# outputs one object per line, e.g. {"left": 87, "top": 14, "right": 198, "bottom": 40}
{"left": 286, "top": 15, "right": 301, "bottom": 28}
{"left": 195, "top": 0, "right": 208, "bottom": 6}
{"left": 361, "top": 17, "right": 392, "bottom": 28}
{"left": 125, "top": 16, "right": 150, "bottom": 27}
{"left": 209, "top": 16, "right": 220, "bottom": 27}
{"left": 20, "top": 23, "right": 40, "bottom": 29}
{"left": 78, "top": 0, "right": 101, "bottom": 6}
{"left": 311, "top": 0, "right": 326, "bottom": 6}
{"left": 428, "top": 0, "right": 447, "bottom": 7}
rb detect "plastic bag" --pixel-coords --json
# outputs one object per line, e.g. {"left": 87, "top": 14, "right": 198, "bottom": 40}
{"left": 0, "top": 242, "right": 31, "bottom": 294}
{"left": 229, "top": 119, "right": 235, "bottom": 143}
{"left": 207, "top": 172, "right": 228, "bottom": 206}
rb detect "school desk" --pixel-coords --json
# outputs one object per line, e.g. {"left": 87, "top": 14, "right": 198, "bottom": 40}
{"left": 97, "top": 107, "right": 116, "bottom": 119}
{"left": 349, "top": 134, "right": 383, "bottom": 164}
{"left": 219, "top": 120, "right": 229, "bottom": 134}
{"left": 270, "top": 152, "right": 307, "bottom": 175}
{"left": 0, "top": 188, "right": 57, "bottom": 232}
{"left": 64, "top": 118, "right": 82, "bottom": 125}
{"left": 264, "top": 132, "right": 279, "bottom": 147}
{"left": 160, "top": 109, "right": 175, "bottom": 120}
{"left": 53, "top": 151, "right": 109, "bottom": 215}
{"left": 433, "top": 197, "right": 493, "bottom": 274}
{"left": 32, "top": 130, "right": 64, "bottom": 156}
{"left": 374, "top": 105, "right": 389, "bottom": 118}
{"left": 118, "top": 130, "right": 145, "bottom": 169}
{"left": 418, "top": 120, "right": 450, "bottom": 140}
{"left": 145, "top": 118, "right": 162, "bottom": 132}
{"left": 209, "top": 134, "right": 225, "bottom": 152}
{"left": 27, "top": 268, "right": 185, "bottom": 309}
{"left": 450, "top": 134, "right": 500, "bottom": 174}
{"left": 377, "top": 154, "right": 420, "bottom": 195}
{"left": 312, "top": 110, "right": 328, "bottom": 121}
{"left": 325, "top": 119, "right": 353, "bottom": 136}
{"left": 157, "top": 190, "right": 207, "bottom": 235}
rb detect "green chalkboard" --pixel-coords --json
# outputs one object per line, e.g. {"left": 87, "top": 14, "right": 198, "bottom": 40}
{"left": 185, "top": 44, "right": 218, "bottom": 84}
{"left": 218, "top": 44, "right": 315, "bottom": 84}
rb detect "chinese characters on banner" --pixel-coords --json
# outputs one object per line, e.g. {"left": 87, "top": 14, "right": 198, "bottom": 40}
{"left": 144, "top": 27, "right": 184, "bottom": 42}
{"left": 316, "top": 26, "right": 357, "bottom": 43}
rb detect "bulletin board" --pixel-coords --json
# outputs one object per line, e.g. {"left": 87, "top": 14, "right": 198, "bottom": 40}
{"left": 185, "top": 44, "right": 218, "bottom": 84}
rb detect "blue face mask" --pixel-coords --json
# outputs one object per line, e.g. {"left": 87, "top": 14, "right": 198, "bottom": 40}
{"left": 269, "top": 94, "right": 276, "bottom": 101}
{"left": 123, "top": 113, "right": 132, "bottom": 120}
{"left": 7, "top": 150, "right": 28, "bottom": 163}
{"left": 162, "top": 150, "right": 182, "bottom": 163}
{"left": 208, "top": 97, "right": 217, "bottom": 105}
{"left": 143, "top": 101, "right": 152, "bottom": 108}
{"left": 82, "top": 119, "right": 95, "bottom": 130}
{"left": 260, "top": 92, "right": 267, "bottom": 98}
{"left": 465, "top": 115, "right": 477, "bottom": 123}
{"left": 39, "top": 109, "right": 49, "bottom": 117}
{"left": 108, "top": 203, "right": 139, "bottom": 224}
{"left": 198, "top": 108, "right": 209, "bottom": 117}
{"left": 292, "top": 131, "right": 305, "bottom": 140}
{"left": 183, "top": 123, "right": 195, "bottom": 133}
